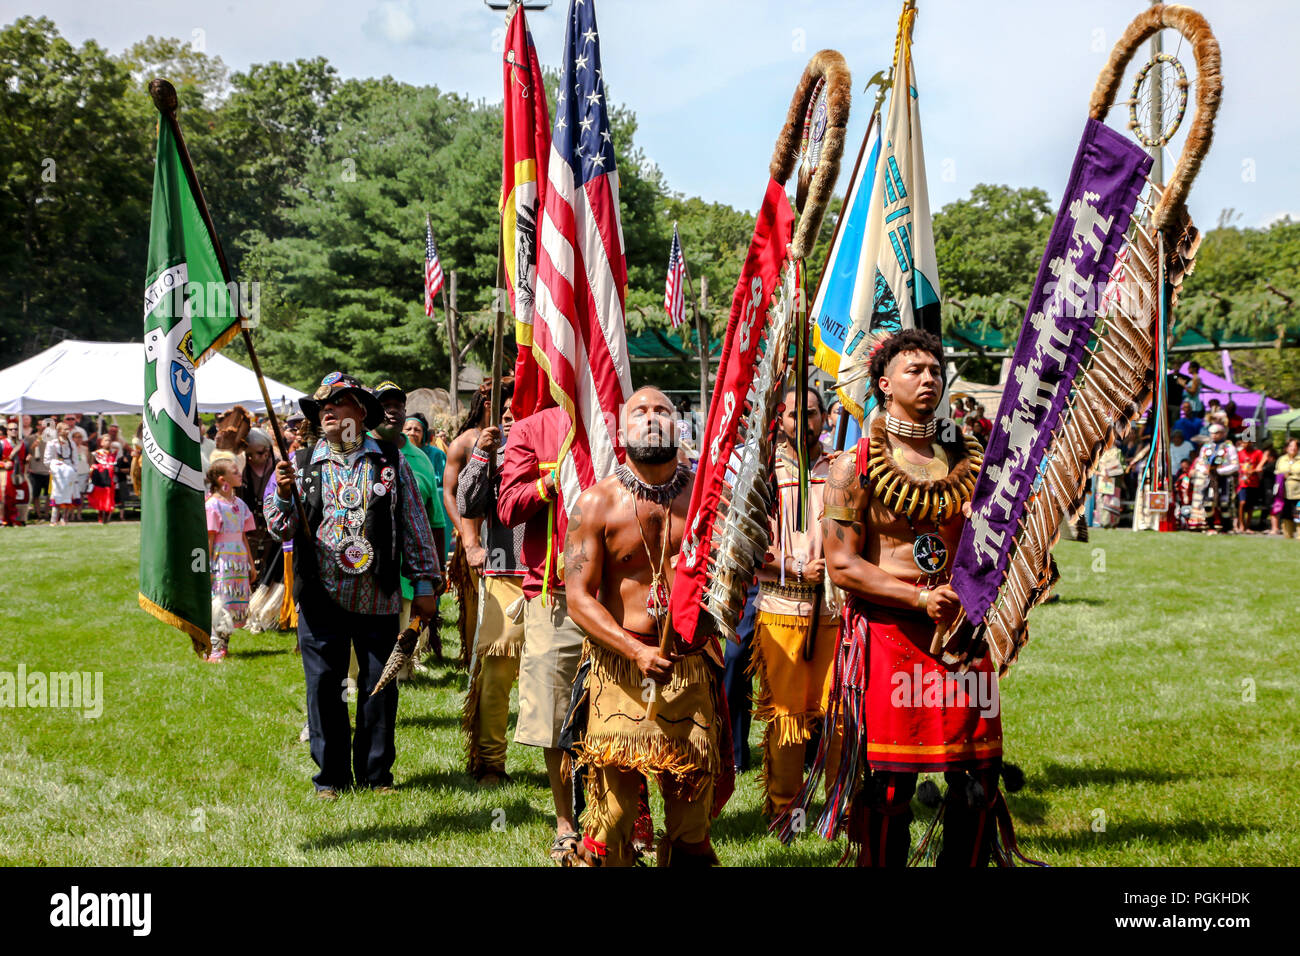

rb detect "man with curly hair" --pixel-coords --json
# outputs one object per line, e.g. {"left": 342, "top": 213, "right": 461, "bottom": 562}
{"left": 787, "top": 329, "right": 1008, "bottom": 866}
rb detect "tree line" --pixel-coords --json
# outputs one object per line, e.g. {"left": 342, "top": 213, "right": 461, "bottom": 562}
{"left": 2, "top": 16, "right": 1296, "bottom": 402}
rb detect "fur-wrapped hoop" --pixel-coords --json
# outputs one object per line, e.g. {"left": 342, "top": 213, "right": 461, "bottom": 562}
{"left": 769, "top": 49, "right": 851, "bottom": 259}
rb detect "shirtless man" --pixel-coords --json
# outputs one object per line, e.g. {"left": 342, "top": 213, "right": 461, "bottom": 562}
{"left": 816, "top": 329, "right": 1004, "bottom": 867}
{"left": 562, "top": 387, "right": 728, "bottom": 867}
{"left": 443, "top": 381, "right": 514, "bottom": 665}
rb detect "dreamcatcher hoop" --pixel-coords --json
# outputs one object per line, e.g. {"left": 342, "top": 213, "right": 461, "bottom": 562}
{"left": 1089, "top": 2, "right": 1221, "bottom": 234}
{"left": 1127, "top": 52, "right": 1188, "bottom": 148}
{"left": 795, "top": 78, "right": 830, "bottom": 213}
{"left": 769, "top": 50, "right": 851, "bottom": 259}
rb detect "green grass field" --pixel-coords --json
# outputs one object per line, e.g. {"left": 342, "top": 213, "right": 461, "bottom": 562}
{"left": 1, "top": 522, "right": 1296, "bottom": 866}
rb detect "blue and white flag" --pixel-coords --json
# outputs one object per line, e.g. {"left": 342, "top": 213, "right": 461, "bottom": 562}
{"left": 811, "top": 110, "right": 881, "bottom": 381}
{"left": 835, "top": 3, "right": 942, "bottom": 424}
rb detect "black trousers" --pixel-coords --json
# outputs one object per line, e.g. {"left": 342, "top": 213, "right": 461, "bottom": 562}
{"left": 298, "top": 593, "right": 400, "bottom": 791}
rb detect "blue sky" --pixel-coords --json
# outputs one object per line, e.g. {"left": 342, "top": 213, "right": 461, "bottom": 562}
{"left": 14, "top": 0, "right": 1298, "bottom": 230}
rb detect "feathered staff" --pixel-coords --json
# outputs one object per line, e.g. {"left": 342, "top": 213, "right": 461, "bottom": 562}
{"left": 370, "top": 615, "right": 429, "bottom": 697}
{"left": 946, "top": 4, "right": 1221, "bottom": 671}
{"left": 671, "top": 50, "right": 850, "bottom": 648}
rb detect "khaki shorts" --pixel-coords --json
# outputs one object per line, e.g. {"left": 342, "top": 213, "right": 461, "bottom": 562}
{"left": 515, "top": 591, "right": 585, "bottom": 748}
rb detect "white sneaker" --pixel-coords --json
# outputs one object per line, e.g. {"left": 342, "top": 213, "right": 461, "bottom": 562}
{"left": 299, "top": 722, "right": 310, "bottom": 743}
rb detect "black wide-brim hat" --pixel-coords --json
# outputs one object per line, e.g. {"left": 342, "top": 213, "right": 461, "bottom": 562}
{"left": 299, "top": 372, "right": 385, "bottom": 430}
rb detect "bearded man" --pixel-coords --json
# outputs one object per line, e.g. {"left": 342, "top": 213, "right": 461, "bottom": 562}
{"left": 561, "top": 387, "right": 730, "bottom": 867}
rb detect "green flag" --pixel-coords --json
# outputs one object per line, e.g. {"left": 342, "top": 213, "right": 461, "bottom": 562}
{"left": 138, "top": 113, "right": 240, "bottom": 655}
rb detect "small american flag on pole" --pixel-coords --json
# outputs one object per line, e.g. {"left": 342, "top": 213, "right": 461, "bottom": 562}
{"left": 424, "top": 217, "right": 445, "bottom": 316}
{"left": 663, "top": 223, "right": 686, "bottom": 328}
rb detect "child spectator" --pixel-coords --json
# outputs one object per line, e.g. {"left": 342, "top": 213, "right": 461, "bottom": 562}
{"left": 1174, "top": 459, "right": 1194, "bottom": 530}
{"left": 88, "top": 435, "right": 117, "bottom": 524}
{"left": 205, "top": 458, "right": 256, "bottom": 662}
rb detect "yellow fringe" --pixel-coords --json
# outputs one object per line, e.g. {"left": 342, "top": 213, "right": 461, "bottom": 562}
{"left": 747, "top": 629, "right": 775, "bottom": 721}
{"left": 139, "top": 592, "right": 210, "bottom": 657}
{"left": 478, "top": 632, "right": 523, "bottom": 659}
{"left": 756, "top": 610, "right": 817, "bottom": 629}
{"left": 770, "top": 712, "right": 818, "bottom": 747}
{"left": 278, "top": 549, "right": 296, "bottom": 631}
{"left": 758, "top": 720, "right": 776, "bottom": 816}
{"left": 578, "top": 642, "right": 720, "bottom": 780}
{"left": 447, "top": 541, "right": 477, "bottom": 669}
{"left": 193, "top": 321, "right": 241, "bottom": 367}
{"left": 578, "top": 764, "right": 621, "bottom": 842}
{"left": 577, "top": 734, "right": 718, "bottom": 788}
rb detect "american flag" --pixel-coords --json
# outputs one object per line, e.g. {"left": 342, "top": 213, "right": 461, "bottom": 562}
{"left": 424, "top": 217, "right": 444, "bottom": 317}
{"left": 532, "top": 0, "right": 632, "bottom": 512}
{"left": 663, "top": 223, "right": 687, "bottom": 328}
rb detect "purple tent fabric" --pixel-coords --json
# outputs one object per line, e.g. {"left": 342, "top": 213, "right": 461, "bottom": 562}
{"left": 1179, "top": 362, "right": 1289, "bottom": 417}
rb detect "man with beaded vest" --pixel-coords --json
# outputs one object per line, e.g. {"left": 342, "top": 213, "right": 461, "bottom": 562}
{"left": 267, "top": 373, "right": 442, "bottom": 798}
{"left": 800, "top": 330, "right": 1004, "bottom": 866}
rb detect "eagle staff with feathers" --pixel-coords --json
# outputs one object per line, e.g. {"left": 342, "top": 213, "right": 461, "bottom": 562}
{"left": 771, "top": 4, "right": 1219, "bottom": 866}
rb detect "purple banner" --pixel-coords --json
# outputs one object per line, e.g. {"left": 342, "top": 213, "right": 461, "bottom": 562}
{"left": 953, "top": 119, "right": 1152, "bottom": 624}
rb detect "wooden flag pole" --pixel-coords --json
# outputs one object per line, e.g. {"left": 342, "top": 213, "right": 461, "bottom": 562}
{"left": 148, "top": 78, "right": 308, "bottom": 532}
{"left": 490, "top": 224, "right": 508, "bottom": 429}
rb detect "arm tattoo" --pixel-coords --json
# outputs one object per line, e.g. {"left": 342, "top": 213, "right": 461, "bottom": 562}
{"left": 565, "top": 502, "right": 590, "bottom": 577}
{"left": 824, "top": 452, "right": 864, "bottom": 516}
{"left": 566, "top": 538, "right": 590, "bottom": 578}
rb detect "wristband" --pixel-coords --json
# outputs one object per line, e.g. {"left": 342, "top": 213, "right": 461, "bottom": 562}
{"left": 536, "top": 477, "right": 551, "bottom": 502}
{"left": 917, "top": 588, "right": 930, "bottom": 612}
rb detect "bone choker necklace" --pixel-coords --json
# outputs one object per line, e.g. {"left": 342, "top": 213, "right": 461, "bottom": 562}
{"left": 327, "top": 435, "right": 364, "bottom": 455}
{"left": 616, "top": 462, "right": 689, "bottom": 506}
{"left": 885, "top": 413, "right": 936, "bottom": 439}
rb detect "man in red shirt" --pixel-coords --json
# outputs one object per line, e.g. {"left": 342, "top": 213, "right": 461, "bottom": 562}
{"left": 497, "top": 405, "right": 584, "bottom": 859}
{"left": 1236, "top": 437, "right": 1264, "bottom": 532}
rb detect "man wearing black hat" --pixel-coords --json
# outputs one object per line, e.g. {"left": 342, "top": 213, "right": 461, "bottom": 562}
{"left": 267, "top": 372, "right": 442, "bottom": 798}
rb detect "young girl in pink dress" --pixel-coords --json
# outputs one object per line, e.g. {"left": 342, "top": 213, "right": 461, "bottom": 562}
{"left": 205, "top": 458, "right": 256, "bottom": 662}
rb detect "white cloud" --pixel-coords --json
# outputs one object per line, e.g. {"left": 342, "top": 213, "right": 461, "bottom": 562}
{"left": 363, "top": 2, "right": 417, "bottom": 47}
{"left": 1260, "top": 211, "right": 1298, "bottom": 228}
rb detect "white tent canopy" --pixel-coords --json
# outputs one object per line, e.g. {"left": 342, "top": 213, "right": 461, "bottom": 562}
{"left": 0, "top": 340, "right": 304, "bottom": 416}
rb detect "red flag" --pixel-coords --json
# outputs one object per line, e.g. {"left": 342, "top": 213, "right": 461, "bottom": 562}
{"left": 501, "top": 4, "right": 552, "bottom": 419}
{"left": 672, "top": 178, "right": 794, "bottom": 648}
{"left": 532, "top": 0, "right": 632, "bottom": 510}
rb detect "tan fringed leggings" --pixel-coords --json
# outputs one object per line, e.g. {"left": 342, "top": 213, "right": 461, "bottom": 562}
{"left": 582, "top": 765, "right": 713, "bottom": 867}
